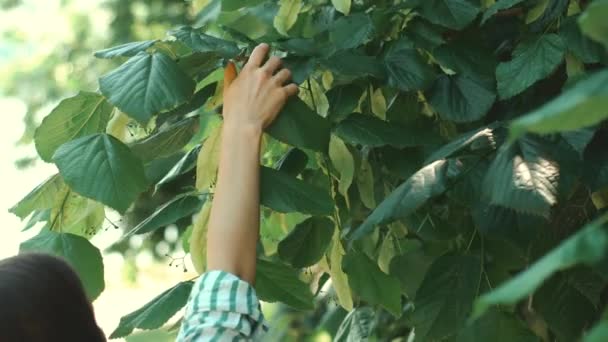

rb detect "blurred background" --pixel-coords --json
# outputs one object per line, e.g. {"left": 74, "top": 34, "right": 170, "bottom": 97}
{"left": 0, "top": 0, "right": 200, "bottom": 340}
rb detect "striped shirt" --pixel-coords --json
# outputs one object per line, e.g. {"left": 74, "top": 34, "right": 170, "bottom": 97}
{"left": 177, "top": 271, "right": 268, "bottom": 341}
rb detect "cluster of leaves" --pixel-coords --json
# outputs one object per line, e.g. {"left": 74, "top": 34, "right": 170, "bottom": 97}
{"left": 9, "top": 0, "right": 608, "bottom": 340}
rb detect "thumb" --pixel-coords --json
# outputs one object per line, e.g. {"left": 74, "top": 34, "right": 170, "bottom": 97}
{"left": 223, "top": 61, "right": 237, "bottom": 91}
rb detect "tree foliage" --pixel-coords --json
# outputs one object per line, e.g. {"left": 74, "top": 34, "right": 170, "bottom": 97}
{"left": 9, "top": 0, "right": 608, "bottom": 340}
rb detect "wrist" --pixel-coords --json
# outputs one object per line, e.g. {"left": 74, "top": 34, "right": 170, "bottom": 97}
{"left": 222, "top": 119, "right": 263, "bottom": 145}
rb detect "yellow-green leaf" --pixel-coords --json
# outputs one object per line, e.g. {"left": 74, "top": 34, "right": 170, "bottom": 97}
{"left": 332, "top": 0, "right": 351, "bottom": 15}
{"left": 274, "top": 0, "right": 302, "bottom": 36}
{"left": 190, "top": 200, "right": 212, "bottom": 274}
{"left": 329, "top": 135, "right": 355, "bottom": 201}
{"left": 370, "top": 87, "right": 387, "bottom": 120}
{"left": 195, "top": 123, "right": 222, "bottom": 191}
{"left": 328, "top": 229, "right": 353, "bottom": 311}
{"left": 356, "top": 156, "right": 376, "bottom": 209}
{"left": 50, "top": 188, "right": 105, "bottom": 239}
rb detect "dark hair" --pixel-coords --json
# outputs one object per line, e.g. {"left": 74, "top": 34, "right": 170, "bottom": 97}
{"left": 0, "top": 253, "right": 106, "bottom": 342}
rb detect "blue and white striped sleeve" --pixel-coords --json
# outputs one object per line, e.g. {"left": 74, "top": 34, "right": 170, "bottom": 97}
{"left": 177, "top": 270, "right": 268, "bottom": 341}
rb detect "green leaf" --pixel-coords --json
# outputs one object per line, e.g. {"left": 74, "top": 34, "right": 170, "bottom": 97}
{"left": 579, "top": 0, "right": 608, "bottom": 49}
{"left": 510, "top": 70, "right": 608, "bottom": 140}
{"left": 276, "top": 148, "right": 308, "bottom": 176}
{"left": 170, "top": 26, "right": 239, "bottom": 58}
{"left": 342, "top": 250, "right": 402, "bottom": 316}
{"left": 560, "top": 15, "right": 603, "bottom": 64}
{"left": 428, "top": 75, "right": 495, "bottom": 123}
{"left": 22, "top": 209, "right": 50, "bottom": 232}
{"left": 419, "top": 0, "right": 480, "bottom": 29}
{"left": 50, "top": 188, "right": 105, "bottom": 238}
{"left": 356, "top": 155, "right": 376, "bottom": 209}
{"left": 34, "top": 92, "right": 114, "bottom": 162}
{"left": 9, "top": 174, "right": 65, "bottom": 220}
{"left": 534, "top": 274, "right": 598, "bottom": 341}
{"left": 53, "top": 133, "right": 148, "bottom": 213}
{"left": 278, "top": 217, "right": 335, "bottom": 268}
{"left": 323, "top": 50, "right": 386, "bottom": 79}
{"left": 20, "top": 229, "right": 105, "bottom": 300}
{"left": 351, "top": 160, "right": 459, "bottom": 240}
{"left": 334, "top": 113, "right": 441, "bottom": 148}
{"left": 472, "top": 213, "right": 608, "bottom": 319}
{"left": 455, "top": 309, "right": 538, "bottom": 342}
{"left": 255, "top": 258, "right": 314, "bottom": 310}
{"left": 94, "top": 40, "right": 157, "bottom": 59}
{"left": 496, "top": 34, "right": 565, "bottom": 99}
{"left": 384, "top": 39, "right": 436, "bottom": 91}
{"left": 329, "top": 13, "right": 374, "bottom": 51}
{"left": 481, "top": 0, "right": 525, "bottom": 24}
{"left": 261, "top": 166, "right": 333, "bottom": 216}
{"left": 99, "top": 52, "right": 195, "bottom": 124}
{"left": 326, "top": 84, "right": 363, "bottom": 122}
{"left": 130, "top": 118, "right": 197, "bottom": 162}
{"left": 433, "top": 40, "right": 497, "bottom": 82}
{"left": 110, "top": 281, "right": 194, "bottom": 338}
{"left": 267, "top": 97, "right": 331, "bottom": 152}
{"left": 221, "top": 0, "right": 266, "bottom": 11}
{"left": 424, "top": 126, "right": 496, "bottom": 164}
{"left": 586, "top": 321, "right": 608, "bottom": 342}
{"left": 389, "top": 240, "right": 436, "bottom": 298}
{"left": 411, "top": 254, "right": 481, "bottom": 341}
{"left": 329, "top": 135, "right": 355, "bottom": 199}
{"left": 274, "top": 0, "right": 302, "bottom": 36}
{"left": 156, "top": 145, "right": 201, "bottom": 190}
{"left": 334, "top": 307, "right": 376, "bottom": 342}
{"left": 331, "top": 0, "right": 351, "bottom": 15}
{"left": 126, "top": 194, "right": 203, "bottom": 236}
{"left": 483, "top": 136, "right": 559, "bottom": 217}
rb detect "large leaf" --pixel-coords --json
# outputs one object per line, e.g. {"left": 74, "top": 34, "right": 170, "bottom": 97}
{"left": 278, "top": 217, "right": 334, "bottom": 268}
{"left": 156, "top": 145, "right": 201, "bottom": 190}
{"left": 274, "top": 0, "right": 302, "bottom": 35}
{"left": 329, "top": 13, "right": 374, "bottom": 51}
{"left": 481, "top": 0, "right": 524, "bottom": 24}
{"left": 389, "top": 240, "right": 437, "bottom": 298}
{"left": 424, "top": 126, "right": 496, "bottom": 164}
{"left": 50, "top": 188, "right": 105, "bottom": 238}
{"left": 334, "top": 113, "right": 441, "bottom": 148}
{"left": 255, "top": 258, "right": 314, "bottom": 310}
{"left": 384, "top": 38, "right": 436, "bottom": 91}
{"left": 351, "top": 160, "right": 459, "bottom": 240}
{"left": 419, "top": 0, "right": 480, "bottom": 30}
{"left": 260, "top": 166, "right": 333, "bottom": 216}
{"left": 472, "top": 213, "right": 608, "bottom": 319}
{"left": 334, "top": 307, "right": 376, "bottom": 342}
{"left": 428, "top": 75, "right": 495, "bottom": 123}
{"left": 510, "top": 70, "right": 608, "bottom": 140}
{"left": 496, "top": 34, "right": 565, "bottom": 99}
{"left": 94, "top": 40, "right": 157, "bottom": 59}
{"left": 126, "top": 194, "right": 203, "bottom": 237}
{"left": 327, "top": 229, "right": 354, "bottom": 311}
{"left": 20, "top": 229, "right": 105, "bottom": 300}
{"left": 99, "top": 52, "right": 195, "bottom": 124}
{"left": 10, "top": 174, "right": 65, "bottom": 220}
{"left": 560, "top": 16, "right": 603, "bottom": 64}
{"left": 455, "top": 309, "right": 538, "bottom": 342}
{"left": 110, "top": 281, "right": 194, "bottom": 338}
{"left": 323, "top": 50, "right": 386, "bottom": 79}
{"left": 130, "top": 118, "right": 197, "bottom": 162}
{"left": 170, "top": 26, "right": 239, "bottom": 58}
{"left": 53, "top": 133, "right": 148, "bottom": 213}
{"left": 326, "top": 84, "right": 363, "bottom": 122}
{"left": 483, "top": 136, "right": 559, "bottom": 217}
{"left": 579, "top": 0, "right": 608, "bottom": 49}
{"left": 342, "top": 250, "right": 402, "bottom": 316}
{"left": 411, "top": 254, "right": 481, "bottom": 341}
{"left": 329, "top": 135, "right": 355, "bottom": 199}
{"left": 34, "top": 92, "right": 114, "bottom": 162}
{"left": 267, "top": 97, "right": 331, "bottom": 152}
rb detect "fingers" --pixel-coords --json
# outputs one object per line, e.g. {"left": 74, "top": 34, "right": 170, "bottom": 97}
{"left": 246, "top": 43, "right": 269, "bottom": 68}
{"left": 283, "top": 83, "right": 299, "bottom": 97}
{"left": 263, "top": 56, "right": 282, "bottom": 74}
{"left": 273, "top": 68, "right": 291, "bottom": 85}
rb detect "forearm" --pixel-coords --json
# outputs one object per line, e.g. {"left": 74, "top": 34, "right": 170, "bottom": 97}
{"left": 206, "top": 121, "right": 262, "bottom": 284}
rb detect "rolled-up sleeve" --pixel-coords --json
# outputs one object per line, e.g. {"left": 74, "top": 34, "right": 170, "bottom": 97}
{"left": 177, "top": 271, "right": 268, "bottom": 341}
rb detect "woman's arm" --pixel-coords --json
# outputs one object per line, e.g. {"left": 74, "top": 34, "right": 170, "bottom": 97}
{"left": 206, "top": 43, "right": 298, "bottom": 284}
